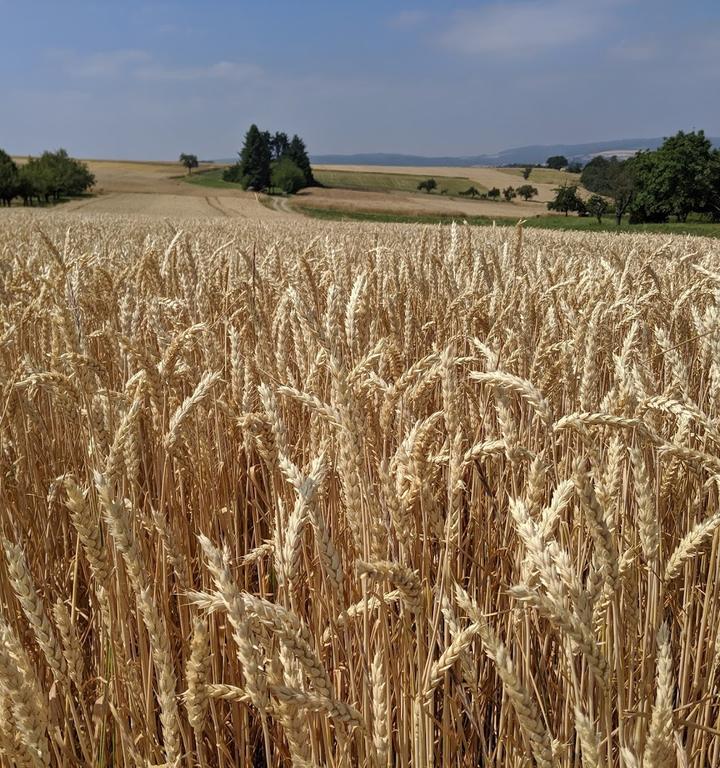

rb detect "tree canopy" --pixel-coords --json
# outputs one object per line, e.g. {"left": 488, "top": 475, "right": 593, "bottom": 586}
{"left": 631, "top": 131, "right": 720, "bottom": 222}
{"left": 581, "top": 156, "right": 636, "bottom": 225}
{"left": 585, "top": 194, "right": 610, "bottom": 223}
{"left": 223, "top": 125, "right": 314, "bottom": 193}
{"left": 179, "top": 154, "right": 199, "bottom": 174}
{"left": 580, "top": 131, "right": 720, "bottom": 224}
{"left": 271, "top": 157, "right": 306, "bottom": 194}
{"left": 417, "top": 178, "right": 437, "bottom": 193}
{"left": 287, "top": 135, "right": 314, "bottom": 186}
{"left": 547, "top": 184, "right": 582, "bottom": 216}
{"left": 0, "top": 151, "right": 19, "bottom": 206}
{"left": 0, "top": 149, "right": 94, "bottom": 207}
{"left": 546, "top": 155, "right": 568, "bottom": 170}
{"left": 516, "top": 184, "right": 538, "bottom": 201}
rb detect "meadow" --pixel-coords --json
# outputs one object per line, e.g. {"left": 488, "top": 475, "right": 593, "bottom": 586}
{"left": 494, "top": 166, "right": 576, "bottom": 185}
{"left": 0, "top": 212, "right": 719, "bottom": 767}
{"left": 186, "top": 167, "right": 486, "bottom": 197}
{"left": 311, "top": 169, "right": 486, "bottom": 197}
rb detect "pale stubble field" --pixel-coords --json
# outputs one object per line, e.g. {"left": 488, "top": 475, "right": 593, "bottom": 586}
{"left": 16, "top": 158, "right": 575, "bottom": 220}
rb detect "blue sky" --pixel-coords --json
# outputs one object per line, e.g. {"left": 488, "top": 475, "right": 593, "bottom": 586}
{"left": 1, "top": 0, "right": 718, "bottom": 159}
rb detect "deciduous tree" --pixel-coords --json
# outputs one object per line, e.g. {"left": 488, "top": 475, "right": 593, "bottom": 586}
{"left": 581, "top": 156, "right": 636, "bottom": 225}
{"left": 0, "top": 150, "right": 18, "bottom": 206}
{"left": 586, "top": 194, "right": 610, "bottom": 223}
{"left": 546, "top": 155, "right": 568, "bottom": 170}
{"left": 547, "top": 184, "right": 582, "bottom": 216}
{"left": 180, "top": 154, "right": 199, "bottom": 174}
{"left": 271, "top": 157, "right": 305, "bottom": 194}
{"left": 631, "top": 131, "right": 719, "bottom": 222}
{"left": 417, "top": 178, "right": 437, "bottom": 193}
{"left": 516, "top": 184, "right": 538, "bottom": 201}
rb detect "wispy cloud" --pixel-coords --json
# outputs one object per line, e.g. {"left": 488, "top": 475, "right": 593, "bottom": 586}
{"left": 135, "top": 61, "right": 264, "bottom": 83}
{"left": 52, "top": 49, "right": 151, "bottom": 77}
{"left": 51, "top": 49, "right": 263, "bottom": 84}
{"left": 387, "top": 10, "right": 428, "bottom": 28}
{"left": 609, "top": 41, "right": 660, "bottom": 62}
{"left": 439, "top": 0, "right": 616, "bottom": 56}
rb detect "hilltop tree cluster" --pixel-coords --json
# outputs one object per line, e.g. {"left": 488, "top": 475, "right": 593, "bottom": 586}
{"left": 224, "top": 125, "right": 314, "bottom": 193}
{"left": 579, "top": 130, "right": 720, "bottom": 224}
{"left": 545, "top": 156, "right": 582, "bottom": 173}
{"left": 0, "top": 149, "right": 95, "bottom": 207}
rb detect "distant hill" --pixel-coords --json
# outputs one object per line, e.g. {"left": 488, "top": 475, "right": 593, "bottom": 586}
{"left": 311, "top": 137, "right": 720, "bottom": 167}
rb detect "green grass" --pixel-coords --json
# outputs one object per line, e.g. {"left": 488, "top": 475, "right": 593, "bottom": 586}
{"left": 182, "top": 168, "right": 289, "bottom": 195}
{"left": 313, "top": 169, "right": 486, "bottom": 197}
{"left": 182, "top": 167, "right": 241, "bottom": 190}
{"left": 522, "top": 216, "right": 720, "bottom": 237}
{"left": 294, "top": 206, "right": 487, "bottom": 225}
{"left": 294, "top": 204, "right": 720, "bottom": 237}
{"left": 183, "top": 166, "right": 491, "bottom": 199}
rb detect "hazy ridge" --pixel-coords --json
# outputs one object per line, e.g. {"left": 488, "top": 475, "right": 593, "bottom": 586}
{"left": 308, "top": 136, "right": 720, "bottom": 167}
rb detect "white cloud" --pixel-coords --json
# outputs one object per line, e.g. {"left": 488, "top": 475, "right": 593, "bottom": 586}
{"left": 439, "top": 0, "right": 617, "bottom": 56}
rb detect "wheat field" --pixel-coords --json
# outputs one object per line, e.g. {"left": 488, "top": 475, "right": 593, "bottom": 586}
{"left": 1, "top": 212, "right": 719, "bottom": 767}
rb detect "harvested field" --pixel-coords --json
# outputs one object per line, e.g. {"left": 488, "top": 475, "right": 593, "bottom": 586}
{"left": 10, "top": 159, "right": 292, "bottom": 219}
{"left": 8, "top": 159, "right": 575, "bottom": 220}
{"left": 315, "top": 163, "right": 580, "bottom": 203}
{"left": 1, "top": 213, "right": 720, "bottom": 767}
{"left": 294, "top": 185, "right": 546, "bottom": 218}
{"left": 57, "top": 191, "right": 287, "bottom": 219}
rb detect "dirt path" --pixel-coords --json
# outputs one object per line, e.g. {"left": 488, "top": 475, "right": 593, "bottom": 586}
{"left": 204, "top": 196, "right": 229, "bottom": 217}
{"left": 270, "top": 196, "right": 297, "bottom": 215}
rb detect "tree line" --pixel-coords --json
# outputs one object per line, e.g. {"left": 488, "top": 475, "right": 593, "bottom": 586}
{"left": 549, "top": 130, "right": 720, "bottom": 225}
{"left": 416, "top": 178, "right": 538, "bottom": 202}
{"left": 223, "top": 125, "right": 314, "bottom": 194}
{"left": 0, "top": 149, "right": 95, "bottom": 207}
